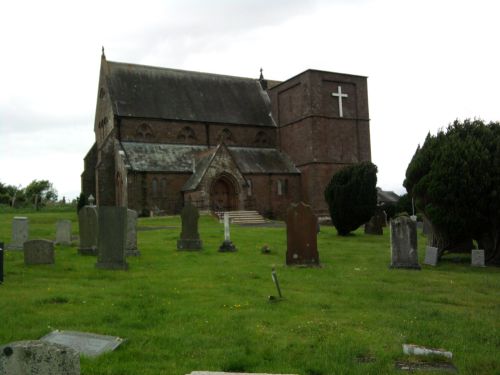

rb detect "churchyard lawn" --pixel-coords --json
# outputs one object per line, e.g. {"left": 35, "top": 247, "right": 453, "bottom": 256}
{"left": 0, "top": 210, "right": 499, "bottom": 375}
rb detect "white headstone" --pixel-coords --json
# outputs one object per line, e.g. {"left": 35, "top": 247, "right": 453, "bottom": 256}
{"left": 224, "top": 213, "right": 230, "bottom": 241}
{"left": 7, "top": 217, "right": 29, "bottom": 250}
{"left": 55, "top": 220, "right": 72, "bottom": 245}
{"left": 423, "top": 246, "right": 439, "bottom": 266}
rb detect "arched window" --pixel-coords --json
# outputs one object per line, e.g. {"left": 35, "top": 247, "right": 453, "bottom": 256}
{"left": 152, "top": 178, "right": 158, "bottom": 197}
{"left": 277, "top": 180, "right": 283, "bottom": 196}
{"left": 247, "top": 179, "right": 252, "bottom": 197}
{"left": 177, "top": 126, "right": 196, "bottom": 142}
{"left": 160, "top": 178, "right": 167, "bottom": 197}
{"left": 254, "top": 131, "right": 269, "bottom": 146}
{"left": 217, "top": 128, "right": 236, "bottom": 144}
{"left": 136, "top": 123, "right": 154, "bottom": 140}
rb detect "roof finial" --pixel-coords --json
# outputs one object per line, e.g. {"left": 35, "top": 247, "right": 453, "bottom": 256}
{"left": 101, "top": 46, "right": 106, "bottom": 59}
{"left": 259, "top": 67, "right": 264, "bottom": 80}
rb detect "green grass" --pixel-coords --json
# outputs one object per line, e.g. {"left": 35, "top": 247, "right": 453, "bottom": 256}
{"left": 0, "top": 210, "right": 499, "bottom": 375}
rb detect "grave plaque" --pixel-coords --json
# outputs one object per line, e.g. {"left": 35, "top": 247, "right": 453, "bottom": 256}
{"left": 23, "top": 239, "right": 55, "bottom": 265}
{"left": 177, "top": 203, "right": 202, "bottom": 250}
{"left": 125, "top": 209, "right": 140, "bottom": 256}
{"left": 286, "top": 202, "right": 319, "bottom": 266}
{"left": 96, "top": 206, "right": 128, "bottom": 270}
{"left": 55, "top": 220, "right": 72, "bottom": 245}
{"left": 40, "top": 330, "right": 124, "bottom": 358}
{"left": 423, "top": 246, "right": 439, "bottom": 266}
{"left": 7, "top": 217, "right": 28, "bottom": 250}
{"left": 390, "top": 216, "right": 420, "bottom": 269}
{"left": 471, "top": 249, "right": 485, "bottom": 267}
{"left": 0, "top": 340, "right": 80, "bottom": 375}
{"left": 78, "top": 206, "right": 98, "bottom": 255}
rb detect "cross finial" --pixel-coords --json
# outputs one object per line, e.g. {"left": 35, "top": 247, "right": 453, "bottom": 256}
{"left": 259, "top": 67, "right": 263, "bottom": 80}
{"left": 101, "top": 46, "right": 106, "bottom": 59}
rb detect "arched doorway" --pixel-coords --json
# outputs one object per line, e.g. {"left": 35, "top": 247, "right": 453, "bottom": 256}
{"left": 210, "top": 175, "right": 237, "bottom": 211}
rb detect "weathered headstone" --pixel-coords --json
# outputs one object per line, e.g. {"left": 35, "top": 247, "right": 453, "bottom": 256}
{"left": 23, "top": 240, "right": 55, "bottom": 265}
{"left": 40, "top": 330, "right": 124, "bottom": 358}
{"left": 364, "top": 215, "right": 383, "bottom": 235}
{"left": 96, "top": 206, "right": 128, "bottom": 270}
{"left": 125, "top": 209, "right": 140, "bottom": 256}
{"left": 422, "top": 216, "right": 432, "bottom": 236}
{"left": 78, "top": 206, "right": 98, "bottom": 255}
{"left": 177, "top": 203, "right": 202, "bottom": 250}
{"left": 6, "top": 217, "right": 28, "bottom": 250}
{"left": 219, "top": 213, "right": 236, "bottom": 252}
{"left": 471, "top": 249, "right": 485, "bottom": 267}
{"left": 390, "top": 216, "right": 420, "bottom": 269}
{"left": 55, "top": 220, "right": 72, "bottom": 245}
{"left": 286, "top": 202, "right": 319, "bottom": 266}
{"left": 0, "top": 340, "right": 80, "bottom": 375}
{"left": 0, "top": 242, "right": 4, "bottom": 284}
{"left": 423, "top": 246, "right": 439, "bottom": 266}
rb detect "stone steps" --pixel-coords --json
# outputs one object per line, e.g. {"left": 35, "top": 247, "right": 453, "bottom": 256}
{"left": 215, "top": 210, "right": 267, "bottom": 224}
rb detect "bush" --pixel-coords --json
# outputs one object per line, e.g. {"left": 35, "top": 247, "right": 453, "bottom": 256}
{"left": 324, "top": 162, "right": 378, "bottom": 236}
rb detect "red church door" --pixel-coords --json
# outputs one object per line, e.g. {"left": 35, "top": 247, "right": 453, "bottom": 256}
{"left": 210, "top": 177, "right": 236, "bottom": 211}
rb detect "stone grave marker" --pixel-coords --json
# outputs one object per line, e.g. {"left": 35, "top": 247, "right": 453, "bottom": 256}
{"left": 471, "top": 249, "right": 485, "bottom": 267}
{"left": 364, "top": 215, "right": 383, "bottom": 235}
{"left": 0, "top": 340, "right": 80, "bottom": 375}
{"left": 390, "top": 216, "right": 420, "bottom": 269}
{"left": 55, "top": 219, "right": 72, "bottom": 245}
{"left": 286, "top": 202, "right": 319, "bottom": 266}
{"left": 403, "top": 343, "right": 452, "bottom": 359}
{"left": 6, "top": 217, "right": 28, "bottom": 250}
{"left": 0, "top": 242, "right": 4, "bottom": 284}
{"left": 96, "top": 206, "right": 128, "bottom": 270}
{"left": 422, "top": 216, "right": 432, "bottom": 236}
{"left": 78, "top": 206, "right": 98, "bottom": 255}
{"left": 423, "top": 246, "right": 439, "bottom": 266}
{"left": 125, "top": 209, "right": 140, "bottom": 256}
{"left": 177, "top": 203, "right": 202, "bottom": 250}
{"left": 41, "top": 330, "right": 124, "bottom": 358}
{"left": 219, "top": 212, "right": 236, "bottom": 252}
{"left": 23, "top": 240, "right": 55, "bottom": 265}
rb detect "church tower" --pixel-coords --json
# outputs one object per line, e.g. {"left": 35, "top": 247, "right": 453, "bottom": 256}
{"left": 269, "top": 70, "right": 371, "bottom": 214}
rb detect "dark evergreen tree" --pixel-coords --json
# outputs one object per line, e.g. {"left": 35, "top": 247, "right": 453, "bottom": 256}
{"left": 404, "top": 119, "right": 500, "bottom": 265}
{"left": 324, "top": 162, "right": 378, "bottom": 236}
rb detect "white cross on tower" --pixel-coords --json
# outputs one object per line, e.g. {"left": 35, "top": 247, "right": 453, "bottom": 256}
{"left": 331, "top": 86, "right": 348, "bottom": 118}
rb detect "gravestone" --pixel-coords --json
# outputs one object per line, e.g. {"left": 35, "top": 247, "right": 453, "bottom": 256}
{"left": 96, "top": 206, "right": 128, "bottom": 270}
{"left": 78, "top": 206, "right": 98, "bottom": 255}
{"left": 390, "top": 216, "right": 420, "bottom": 269}
{"left": 0, "top": 340, "right": 80, "bottom": 375}
{"left": 41, "top": 330, "right": 124, "bottom": 358}
{"left": 219, "top": 213, "right": 236, "bottom": 252}
{"left": 471, "top": 249, "right": 485, "bottom": 267}
{"left": 55, "top": 220, "right": 72, "bottom": 245}
{"left": 125, "top": 209, "right": 140, "bottom": 256}
{"left": 187, "top": 373, "right": 298, "bottom": 375}
{"left": 364, "top": 215, "right": 383, "bottom": 235}
{"left": 286, "top": 202, "right": 319, "bottom": 266}
{"left": 0, "top": 242, "right": 4, "bottom": 284}
{"left": 423, "top": 246, "right": 439, "bottom": 266}
{"left": 23, "top": 240, "right": 55, "bottom": 265}
{"left": 7, "top": 217, "right": 28, "bottom": 250}
{"left": 177, "top": 203, "right": 202, "bottom": 250}
{"left": 422, "top": 216, "right": 432, "bottom": 236}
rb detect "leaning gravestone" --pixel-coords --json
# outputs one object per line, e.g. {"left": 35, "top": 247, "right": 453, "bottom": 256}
{"left": 125, "top": 209, "right": 140, "bottom": 256}
{"left": 23, "top": 240, "right": 55, "bottom": 265}
{"left": 55, "top": 220, "right": 72, "bottom": 245}
{"left": 96, "top": 206, "right": 128, "bottom": 270}
{"left": 41, "top": 330, "right": 124, "bottom": 358}
{"left": 7, "top": 217, "right": 28, "bottom": 250}
{"left": 364, "top": 215, "right": 383, "bottom": 235}
{"left": 78, "top": 206, "right": 98, "bottom": 255}
{"left": 471, "top": 249, "right": 485, "bottom": 267}
{"left": 390, "top": 216, "right": 420, "bottom": 269}
{"left": 423, "top": 246, "right": 439, "bottom": 266}
{"left": 177, "top": 203, "right": 202, "bottom": 250}
{"left": 286, "top": 202, "right": 319, "bottom": 266}
{"left": 0, "top": 340, "right": 80, "bottom": 375}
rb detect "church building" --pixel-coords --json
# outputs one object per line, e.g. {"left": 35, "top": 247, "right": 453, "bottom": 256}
{"left": 81, "top": 51, "right": 371, "bottom": 217}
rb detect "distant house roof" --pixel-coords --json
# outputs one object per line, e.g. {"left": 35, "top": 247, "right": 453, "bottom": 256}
{"left": 106, "top": 60, "right": 275, "bottom": 127}
{"left": 377, "top": 188, "right": 400, "bottom": 204}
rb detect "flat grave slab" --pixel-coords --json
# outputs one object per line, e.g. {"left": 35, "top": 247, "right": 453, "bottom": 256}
{"left": 40, "top": 330, "right": 124, "bottom": 357}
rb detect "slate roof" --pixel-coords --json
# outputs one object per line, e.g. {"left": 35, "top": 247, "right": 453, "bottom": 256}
{"left": 377, "top": 188, "right": 400, "bottom": 204}
{"left": 106, "top": 60, "right": 275, "bottom": 127}
{"left": 230, "top": 147, "right": 300, "bottom": 174}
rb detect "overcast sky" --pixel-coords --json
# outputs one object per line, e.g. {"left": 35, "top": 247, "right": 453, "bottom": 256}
{"left": 1, "top": 0, "right": 498, "bottom": 200}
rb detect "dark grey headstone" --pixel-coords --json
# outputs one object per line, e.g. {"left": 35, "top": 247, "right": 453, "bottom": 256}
{"left": 390, "top": 216, "right": 420, "bottom": 269}
{"left": 286, "top": 202, "right": 319, "bottom": 266}
{"left": 423, "top": 246, "right": 439, "bottom": 266}
{"left": 364, "top": 215, "right": 383, "bottom": 235}
{"left": 422, "top": 216, "right": 432, "bottom": 236}
{"left": 40, "top": 330, "right": 124, "bottom": 358}
{"left": 78, "top": 206, "right": 98, "bottom": 255}
{"left": 125, "top": 209, "right": 140, "bottom": 256}
{"left": 0, "top": 340, "right": 80, "bottom": 375}
{"left": 23, "top": 240, "right": 55, "bottom": 265}
{"left": 6, "top": 217, "right": 28, "bottom": 250}
{"left": 96, "top": 207, "right": 128, "bottom": 270}
{"left": 177, "top": 203, "right": 202, "bottom": 250}
{"left": 471, "top": 249, "right": 485, "bottom": 267}
{"left": 55, "top": 220, "right": 72, "bottom": 245}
